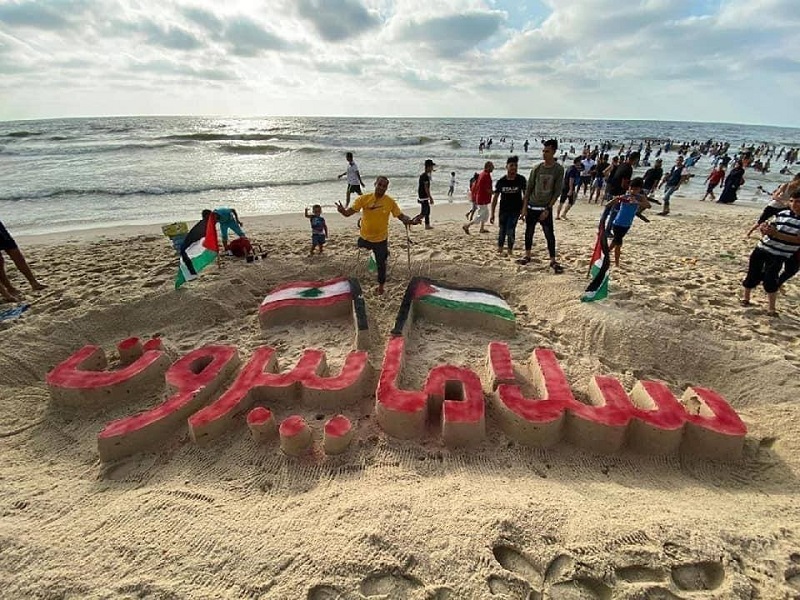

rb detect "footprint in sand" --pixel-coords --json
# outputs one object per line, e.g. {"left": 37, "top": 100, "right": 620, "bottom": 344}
{"left": 359, "top": 569, "right": 423, "bottom": 598}
{"left": 670, "top": 560, "right": 725, "bottom": 592}
{"left": 490, "top": 544, "right": 612, "bottom": 600}
{"left": 306, "top": 584, "right": 346, "bottom": 600}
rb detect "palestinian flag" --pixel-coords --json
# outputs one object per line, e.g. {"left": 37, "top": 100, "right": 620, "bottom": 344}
{"left": 414, "top": 279, "right": 515, "bottom": 322}
{"left": 175, "top": 214, "right": 219, "bottom": 289}
{"left": 260, "top": 277, "right": 354, "bottom": 310}
{"left": 581, "top": 203, "right": 612, "bottom": 302}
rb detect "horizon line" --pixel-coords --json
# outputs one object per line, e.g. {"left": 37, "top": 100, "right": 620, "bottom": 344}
{"left": 1, "top": 114, "right": 799, "bottom": 133}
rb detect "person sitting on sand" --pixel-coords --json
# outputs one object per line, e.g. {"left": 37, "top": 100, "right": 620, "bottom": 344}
{"left": 607, "top": 177, "right": 651, "bottom": 267}
{"left": 741, "top": 190, "right": 800, "bottom": 316}
{"left": 0, "top": 220, "right": 46, "bottom": 302}
{"left": 336, "top": 176, "right": 422, "bottom": 295}
{"left": 212, "top": 208, "right": 246, "bottom": 250}
{"left": 304, "top": 204, "right": 328, "bottom": 255}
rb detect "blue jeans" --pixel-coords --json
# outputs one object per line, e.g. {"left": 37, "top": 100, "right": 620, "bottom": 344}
{"left": 662, "top": 185, "right": 679, "bottom": 210}
{"left": 497, "top": 211, "right": 520, "bottom": 251}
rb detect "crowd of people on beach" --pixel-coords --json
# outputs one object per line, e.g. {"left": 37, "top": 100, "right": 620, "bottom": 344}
{"left": 1, "top": 136, "right": 798, "bottom": 319}
{"left": 326, "top": 137, "right": 799, "bottom": 315}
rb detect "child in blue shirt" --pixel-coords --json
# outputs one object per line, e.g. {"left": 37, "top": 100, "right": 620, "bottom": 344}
{"left": 608, "top": 177, "right": 651, "bottom": 267}
{"left": 304, "top": 204, "right": 328, "bottom": 255}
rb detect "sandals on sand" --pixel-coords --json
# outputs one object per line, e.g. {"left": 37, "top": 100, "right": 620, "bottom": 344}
{"left": 551, "top": 262, "right": 564, "bottom": 274}
{"left": 516, "top": 256, "right": 531, "bottom": 265}
{"left": 740, "top": 300, "right": 751, "bottom": 307}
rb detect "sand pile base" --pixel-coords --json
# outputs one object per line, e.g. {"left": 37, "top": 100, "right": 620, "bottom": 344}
{"left": 1, "top": 201, "right": 799, "bottom": 598}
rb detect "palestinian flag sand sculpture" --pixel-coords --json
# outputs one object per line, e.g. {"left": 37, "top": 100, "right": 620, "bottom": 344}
{"left": 259, "top": 276, "right": 369, "bottom": 350}
{"left": 391, "top": 276, "right": 516, "bottom": 337}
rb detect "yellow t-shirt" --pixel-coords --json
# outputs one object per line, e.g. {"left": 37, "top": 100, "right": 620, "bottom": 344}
{"left": 352, "top": 193, "right": 402, "bottom": 242}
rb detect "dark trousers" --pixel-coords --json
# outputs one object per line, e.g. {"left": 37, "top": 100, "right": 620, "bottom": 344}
{"left": 417, "top": 199, "right": 431, "bottom": 226}
{"left": 742, "top": 247, "right": 783, "bottom": 293}
{"left": 524, "top": 209, "right": 556, "bottom": 258}
{"left": 357, "top": 237, "right": 389, "bottom": 284}
{"left": 497, "top": 211, "right": 520, "bottom": 251}
{"left": 779, "top": 251, "right": 800, "bottom": 286}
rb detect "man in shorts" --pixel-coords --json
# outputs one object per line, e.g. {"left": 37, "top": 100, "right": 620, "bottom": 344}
{"left": 607, "top": 177, "right": 651, "bottom": 267}
{"left": 0, "top": 220, "right": 46, "bottom": 301}
{"left": 337, "top": 152, "right": 365, "bottom": 208}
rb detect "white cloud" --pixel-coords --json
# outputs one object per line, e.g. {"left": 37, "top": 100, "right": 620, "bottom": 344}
{"left": 0, "top": 0, "right": 797, "bottom": 126}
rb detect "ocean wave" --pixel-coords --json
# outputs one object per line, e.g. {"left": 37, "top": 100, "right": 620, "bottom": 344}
{"left": 5, "top": 131, "right": 43, "bottom": 138}
{"left": 0, "top": 178, "right": 337, "bottom": 202}
{"left": 220, "top": 144, "right": 285, "bottom": 155}
{"left": 162, "top": 132, "right": 306, "bottom": 142}
{"left": 219, "top": 144, "right": 327, "bottom": 155}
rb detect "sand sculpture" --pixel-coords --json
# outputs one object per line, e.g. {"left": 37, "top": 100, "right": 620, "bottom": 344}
{"left": 259, "top": 276, "right": 369, "bottom": 349}
{"left": 45, "top": 277, "right": 747, "bottom": 463}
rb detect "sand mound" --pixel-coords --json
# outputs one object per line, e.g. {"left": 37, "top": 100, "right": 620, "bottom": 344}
{"left": 1, "top": 201, "right": 799, "bottom": 598}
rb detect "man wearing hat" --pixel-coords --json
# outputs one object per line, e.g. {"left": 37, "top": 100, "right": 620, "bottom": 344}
{"left": 417, "top": 159, "right": 436, "bottom": 230}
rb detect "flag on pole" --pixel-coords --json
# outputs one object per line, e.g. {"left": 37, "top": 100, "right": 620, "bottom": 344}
{"left": 175, "top": 214, "right": 219, "bottom": 289}
{"left": 581, "top": 203, "right": 613, "bottom": 302}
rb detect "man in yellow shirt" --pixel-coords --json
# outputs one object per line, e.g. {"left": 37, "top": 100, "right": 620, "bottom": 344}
{"left": 337, "top": 176, "right": 421, "bottom": 295}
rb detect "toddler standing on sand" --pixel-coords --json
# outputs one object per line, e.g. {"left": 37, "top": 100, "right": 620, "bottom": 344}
{"left": 304, "top": 205, "right": 328, "bottom": 255}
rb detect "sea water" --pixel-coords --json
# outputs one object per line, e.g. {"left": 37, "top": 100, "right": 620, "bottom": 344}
{"left": 1, "top": 116, "right": 798, "bottom": 235}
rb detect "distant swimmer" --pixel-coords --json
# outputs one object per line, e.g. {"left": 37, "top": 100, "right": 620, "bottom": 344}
{"left": 337, "top": 152, "right": 365, "bottom": 209}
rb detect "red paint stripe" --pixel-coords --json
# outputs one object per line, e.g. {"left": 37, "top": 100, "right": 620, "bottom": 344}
{"left": 264, "top": 276, "right": 350, "bottom": 295}
{"left": 259, "top": 293, "right": 352, "bottom": 314}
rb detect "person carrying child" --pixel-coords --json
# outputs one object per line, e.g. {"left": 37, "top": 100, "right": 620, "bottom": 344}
{"left": 304, "top": 204, "right": 328, "bottom": 255}
{"left": 607, "top": 177, "right": 651, "bottom": 267}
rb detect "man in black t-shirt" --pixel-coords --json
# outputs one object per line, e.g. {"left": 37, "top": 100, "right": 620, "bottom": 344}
{"left": 490, "top": 156, "right": 527, "bottom": 256}
{"left": 642, "top": 158, "right": 663, "bottom": 195}
{"left": 417, "top": 159, "right": 436, "bottom": 229}
{"left": 606, "top": 152, "right": 640, "bottom": 200}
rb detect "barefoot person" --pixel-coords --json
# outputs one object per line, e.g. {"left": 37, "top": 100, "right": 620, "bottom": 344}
{"left": 741, "top": 191, "right": 800, "bottom": 316}
{"left": 336, "top": 176, "right": 421, "bottom": 295}
{"left": 0, "top": 220, "right": 46, "bottom": 301}
{"left": 517, "top": 139, "right": 565, "bottom": 273}
{"left": 337, "top": 152, "right": 365, "bottom": 208}
{"left": 417, "top": 159, "right": 436, "bottom": 230}
{"left": 463, "top": 161, "right": 493, "bottom": 235}
{"left": 607, "top": 177, "right": 651, "bottom": 267}
{"left": 304, "top": 204, "right": 328, "bottom": 255}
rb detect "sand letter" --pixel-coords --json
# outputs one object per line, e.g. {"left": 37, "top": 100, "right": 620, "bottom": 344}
{"left": 47, "top": 341, "right": 170, "bottom": 407}
{"left": 97, "top": 345, "right": 240, "bottom": 462}
{"left": 189, "top": 347, "right": 369, "bottom": 444}
{"left": 375, "top": 337, "right": 428, "bottom": 439}
{"left": 490, "top": 346, "right": 574, "bottom": 447}
{"left": 680, "top": 386, "right": 747, "bottom": 460}
{"left": 424, "top": 365, "right": 485, "bottom": 447}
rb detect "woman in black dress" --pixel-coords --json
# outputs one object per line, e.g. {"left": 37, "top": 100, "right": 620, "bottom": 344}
{"left": 717, "top": 160, "right": 745, "bottom": 204}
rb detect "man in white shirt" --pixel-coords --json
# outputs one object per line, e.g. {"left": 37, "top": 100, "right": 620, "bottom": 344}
{"left": 580, "top": 153, "right": 596, "bottom": 198}
{"left": 337, "top": 152, "right": 365, "bottom": 208}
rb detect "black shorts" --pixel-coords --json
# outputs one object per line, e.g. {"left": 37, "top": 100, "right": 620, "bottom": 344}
{"left": 347, "top": 184, "right": 362, "bottom": 195}
{"left": 559, "top": 189, "right": 575, "bottom": 205}
{"left": 0, "top": 221, "right": 17, "bottom": 251}
{"left": 611, "top": 225, "right": 630, "bottom": 245}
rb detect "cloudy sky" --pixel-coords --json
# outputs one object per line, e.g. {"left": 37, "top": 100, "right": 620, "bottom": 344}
{"left": 0, "top": 0, "right": 798, "bottom": 126}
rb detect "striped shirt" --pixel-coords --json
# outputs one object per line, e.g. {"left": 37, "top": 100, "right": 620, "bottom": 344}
{"left": 758, "top": 209, "right": 800, "bottom": 258}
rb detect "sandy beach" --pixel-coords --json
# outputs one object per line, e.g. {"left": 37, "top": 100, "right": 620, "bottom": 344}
{"left": 2, "top": 194, "right": 800, "bottom": 599}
